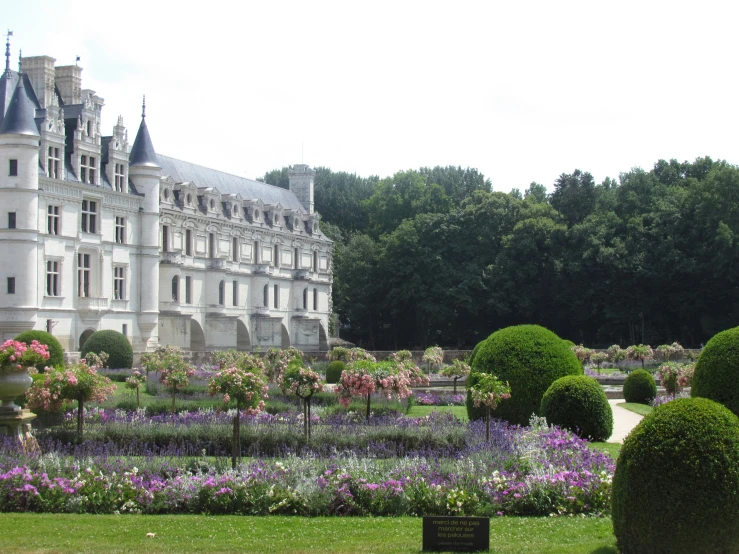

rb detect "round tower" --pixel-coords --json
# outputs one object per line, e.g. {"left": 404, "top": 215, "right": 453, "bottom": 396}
{"left": 0, "top": 70, "right": 40, "bottom": 339}
{"left": 128, "top": 97, "right": 160, "bottom": 350}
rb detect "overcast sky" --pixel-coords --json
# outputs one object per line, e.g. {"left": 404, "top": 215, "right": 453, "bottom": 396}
{"left": 7, "top": 1, "right": 739, "bottom": 192}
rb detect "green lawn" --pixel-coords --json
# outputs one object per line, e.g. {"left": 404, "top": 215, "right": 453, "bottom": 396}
{"left": 0, "top": 514, "right": 618, "bottom": 554}
{"left": 589, "top": 441, "right": 621, "bottom": 460}
{"left": 407, "top": 405, "right": 468, "bottom": 421}
{"left": 617, "top": 402, "right": 653, "bottom": 416}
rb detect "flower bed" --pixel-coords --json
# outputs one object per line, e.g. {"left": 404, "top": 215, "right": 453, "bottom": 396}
{"left": 413, "top": 392, "right": 466, "bottom": 406}
{"left": 0, "top": 411, "right": 614, "bottom": 517}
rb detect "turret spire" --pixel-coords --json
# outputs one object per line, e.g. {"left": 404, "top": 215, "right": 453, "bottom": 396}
{"left": 4, "top": 30, "right": 12, "bottom": 75}
{"left": 142, "top": 95, "right": 146, "bottom": 118}
{"left": 17, "top": 49, "right": 21, "bottom": 74}
{"left": 0, "top": 70, "right": 40, "bottom": 136}
{"left": 129, "top": 95, "right": 159, "bottom": 168}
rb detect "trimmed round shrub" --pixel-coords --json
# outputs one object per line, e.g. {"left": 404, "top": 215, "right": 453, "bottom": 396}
{"left": 325, "top": 361, "right": 345, "bottom": 384}
{"left": 612, "top": 398, "right": 739, "bottom": 553}
{"left": 79, "top": 330, "right": 133, "bottom": 369}
{"left": 622, "top": 369, "right": 656, "bottom": 404}
{"left": 562, "top": 339, "right": 575, "bottom": 348}
{"left": 692, "top": 326, "right": 739, "bottom": 416}
{"left": 14, "top": 330, "right": 64, "bottom": 371}
{"left": 467, "top": 340, "right": 484, "bottom": 366}
{"left": 540, "top": 375, "right": 613, "bottom": 441}
{"left": 467, "top": 325, "right": 583, "bottom": 425}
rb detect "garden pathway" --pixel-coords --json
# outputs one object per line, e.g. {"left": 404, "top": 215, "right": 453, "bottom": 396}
{"left": 608, "top": 399, "right": 644, "bottom": 443}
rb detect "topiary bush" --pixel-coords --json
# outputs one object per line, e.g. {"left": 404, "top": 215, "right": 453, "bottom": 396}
{"left": 562, "top": 339, "right": 575, "bottom": 349}
{"left": 79, "top": 330, "right": 133, "bottom": 369}
{"left": 325, "top": 361, "right": 345, "bottom": 384}
{"left": 622, "top": 369, "right": 656, "bottom": 404}
{"left": 540, "top": 375, "right": 613, "bottom": 441}
{"left": 612, "top": 398, "right": 739, "bottom": 553}
{"left": 14, "top": 330, "right": 64, "bottom": 371}
{"left": 692, "top": 326, "right": 739, "bottom": 416}
{"left": 467, "top": 341, "right": 484, "bottom": 367}
{"left": 467, "top": 325, "right": 583, "bottom": 425}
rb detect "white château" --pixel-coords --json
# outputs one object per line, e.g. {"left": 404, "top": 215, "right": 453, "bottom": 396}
{"left": 0, "top": 46, "right": 332, "bottom": 353}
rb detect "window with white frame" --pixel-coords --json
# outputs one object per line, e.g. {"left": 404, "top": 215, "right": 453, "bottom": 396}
{"left": 80, "top": 155, "right": 96, "bottom": 184}
{"left": 47, "top": 205, "right": 60, "bottom": 235}
{"left": 81, "top": 199, "right": 97, "bottom": 233}
{"left": 274, "top": 244, "right": 280, "bottom": 268}
{"left": 115, "top": 216, "right": 126, "bottom": 244}
{"left": 77, "top": 253, "right": 90, "bottom": 297}
{"left": 114, "top": 163, "right": 125, "bottom": 192}
{"left": 46, "top": 260, "right": 60, "bottom": 297}
{"left": 47, "top": 146, "right": 60, "bottom": 179}
{"left": 113, "top": 266, "right": 125, "bottom": 300}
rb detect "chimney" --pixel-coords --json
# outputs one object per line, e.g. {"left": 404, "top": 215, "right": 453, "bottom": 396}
{"left": 55, "top": 64, "right": 82, "bottom": 105}
{"left": 288, "top": 164, "right": 315, "bottom": 214}
{"left": 21, "top": 56, "right": 56, "bottom": 108}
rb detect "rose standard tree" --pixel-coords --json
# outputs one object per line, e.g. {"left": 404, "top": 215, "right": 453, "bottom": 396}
{"left": 264, "top": 347, "right": 304, "bottom": 384}
{"left": 422, "top": 346, "right": 444, "bottom": 375}
{"left": 140, "top": 346, "right": 195, "bottom": 413}
{"left": 441, "top": 359, "right": 471, "bottom": 394}
{"left": 208, "top": 354, "right": 268, "bottom": 469}
{"left": 337, "top": 351, "right": 428, "bottom": 420}
{"left": 278, "top": 359, "right": 323, "bottom": 440}
{"left": 26, "top": 352, "right": 116, "bottom": 440}
{"left": 471, "top": 373, "right": 512, "bottom": 441}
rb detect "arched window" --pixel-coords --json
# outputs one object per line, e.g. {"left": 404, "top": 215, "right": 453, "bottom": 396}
{"left": 218, "top": 280, "right": 225, "bottom": 305}
{"left": 171, "top": 275, "right": 179, "bottom": 302}
{"left": 303, "top": 287, "right": 308, "bottom": 310}
{"left": 263, "top": 284, "right": 268, "bottom": 307}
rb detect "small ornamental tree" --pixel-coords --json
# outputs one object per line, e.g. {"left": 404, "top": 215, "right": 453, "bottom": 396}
{"left": 422, "top": 346, "right": 444, "bottom": 375}
{"left": 26, "top": 352, "right": 115, "bottom": 439}
{"left": 208, "top": 356, "right": 267, "bottom": 469}
{"left": 337, "top": 353, "right": 428, "bottom": 420}
{"left": 607, "top": 345, "right": 627, "bottom": 364}
{"left": 626, "top": 344, "right": 653, "bottom": 370}
{"left": 441, "top": 359, "right": 471, "bottom": 393}
{"left": 278, "top": 359, "right": 323, "bottom": 439}
{"left": 125, "top": 369, "right": 146, "bottom": 408}
{"left": 470, "top": 374, "right": 511, "bottom": 441}
{"left": 656, "top": 342, "right": 684, "bottom": 362}
{"left": 571, "top": 344, "right": 593, "bottom": 365}
{"left": 264, "top": 347, "right": 304, "bottom": 383}
{"left": 590, "top": 352, "right": 608, "bottom": 370}
{"left": 657, "top": 362, "right": 695, "bottom": 397}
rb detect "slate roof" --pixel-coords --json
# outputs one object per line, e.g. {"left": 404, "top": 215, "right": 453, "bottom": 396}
{"left": 0, "top": 72, "right": 40, "bottom": 136}
{"left": 129, "top": 116, "right": 159, "bottom": 167}
{"left": 157, "top": 155, "right": 306, "bottom": 213}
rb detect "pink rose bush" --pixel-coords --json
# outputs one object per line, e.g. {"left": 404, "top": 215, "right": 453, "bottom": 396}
{"left": 328, "top": 347, "right": 376, "bottom": 364}
{"left": 208, "top": 355, "right": 268, "bottom": 468}
{"left": 279, "top": 360, "right": 324, "bottom": 439}
{"left": 656, "top": 361, "right": 695, "bottom": 397}
{"left": 422, "top": 346, "right": 444, "bottom": 373}
{"left": 141, "top": 346, "right": 195, "bottom": 413}
{"left": 471, "top": 373, "right": 512, "bottom": 442}
{"left": 25, "top": 353, "right": 115, "bottom": 438}
{"left": 264, "top": 347, "right": 304, "bottom": 383}
{"left": 125, "top": 370, "right": 146, "bottom": 408}
{"left": 0, "top": 340, "right": 50, "bottom": 373}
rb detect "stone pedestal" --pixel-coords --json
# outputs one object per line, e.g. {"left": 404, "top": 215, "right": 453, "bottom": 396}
{"left": 0, "top": 408, "right": 39, "bottom": 454}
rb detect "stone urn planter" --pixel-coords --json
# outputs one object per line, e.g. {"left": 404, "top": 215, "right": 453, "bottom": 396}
{"left": 0, "top": 370, "right": 33, "bottom": 411}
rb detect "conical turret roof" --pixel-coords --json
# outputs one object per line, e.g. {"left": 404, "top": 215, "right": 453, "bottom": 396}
{"left": 0, "top": 73, "right": 39, "bottom": 136}
{"left": 129, "top": 98, "right": 159, "bottom": 168}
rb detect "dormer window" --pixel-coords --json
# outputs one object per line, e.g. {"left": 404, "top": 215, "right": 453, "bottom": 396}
{"left": 80, "top": 155, "right": 96, "bottom": 184}
{"left": 209, "top": 199, "right": 215, "bottom": 210}
{"left": 86, "top": 120, "right": 92, "bottom": 137}
{"left": 114, "top": 163, "right": 125, "bottom": 192}
{"left": 186, "top": 193, "right": 192, "bottom": 206}
{"left": 163, "top": 188, "right": 170, "bottom": 201}
{"left": 254, "top": 209, "right": 260, "bottom": 220}
{"left": 232, "top": 205, "right": 238, "bottom": 217}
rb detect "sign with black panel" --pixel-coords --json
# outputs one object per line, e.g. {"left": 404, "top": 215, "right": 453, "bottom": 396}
{"left": 422, "top": 516, "right": 489, "bottom": 552}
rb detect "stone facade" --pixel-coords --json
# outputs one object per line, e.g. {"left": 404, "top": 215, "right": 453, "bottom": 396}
{"left": 0, "top": 49, "right": 332, "bottom": 353}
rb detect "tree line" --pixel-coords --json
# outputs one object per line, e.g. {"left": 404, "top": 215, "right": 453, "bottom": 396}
{"left": 261, "top": 158, "right": 738, "bottom": 349}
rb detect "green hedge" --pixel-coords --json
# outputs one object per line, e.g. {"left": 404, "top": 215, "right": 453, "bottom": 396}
{"left": 612, "top": 398, "right": 739, "bottom": 553}
{"left": 467, "top": 325, "right": 583, "bottom": 425}
{"left": 14, "top": 330, "right": 64, "bottom": 371}
{"left": 540, "top": 375, "right": 613, "bottom": 441}
{"left": 325, "top": 361, "right": 345, "bottom": 384}
{"left": 80, "top": 330, "right": 133, "bottom": 369}
{"left": 692, "top": 326, "right": 739, "bottom": 416}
